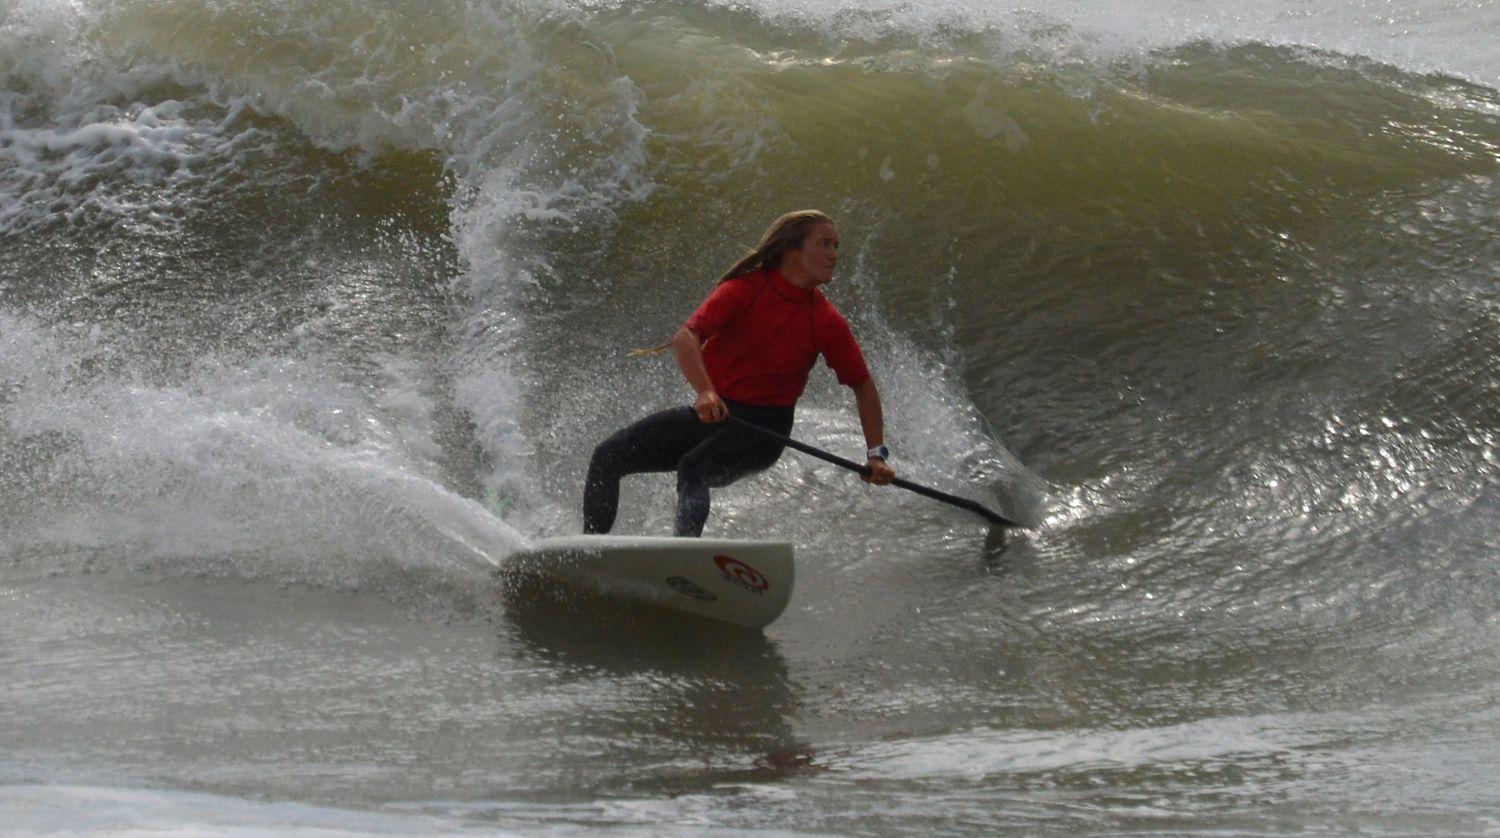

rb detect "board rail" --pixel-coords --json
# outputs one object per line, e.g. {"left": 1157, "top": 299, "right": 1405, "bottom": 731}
{"left": 505, "top": 535, "right": 795, "bottom": 629}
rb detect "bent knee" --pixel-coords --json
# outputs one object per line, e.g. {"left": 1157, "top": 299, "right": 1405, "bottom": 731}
{"left": 588, "top": 437, "right": 631, "bottom": 477}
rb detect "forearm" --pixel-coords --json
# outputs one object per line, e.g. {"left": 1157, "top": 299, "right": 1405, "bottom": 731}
{"left": 852, "top": 377, "right": 894, "bottom": 484}
{"left": 672, "top": 328, "right": 715, "bottom": 397}
{"left": 675, "top": 327, "right": 728, "bottom": 423}
{"left": 852, "top": 377, "right": 885, "bottom": 449}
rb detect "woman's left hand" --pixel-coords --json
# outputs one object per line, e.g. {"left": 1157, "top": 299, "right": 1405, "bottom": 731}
{"left": 862, "top": 458, "right": 895, "bottom": 485}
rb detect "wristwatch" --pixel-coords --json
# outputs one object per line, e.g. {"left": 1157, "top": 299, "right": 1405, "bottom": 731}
{"left": 866, "top": 445, "right": 890, "bottom": 461}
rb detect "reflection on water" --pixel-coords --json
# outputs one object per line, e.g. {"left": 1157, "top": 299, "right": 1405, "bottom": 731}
{"left": 500, "top": 574, "right": 817, "bottom": 791}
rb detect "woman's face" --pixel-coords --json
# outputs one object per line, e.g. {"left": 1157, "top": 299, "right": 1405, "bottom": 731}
{"left": 782, "top": 222, "right": 840, "bottom": 288}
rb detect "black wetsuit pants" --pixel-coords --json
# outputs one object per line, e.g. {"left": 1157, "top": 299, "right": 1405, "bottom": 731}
{"left": 582, "top": 400, "right": 793, "bottom": 537}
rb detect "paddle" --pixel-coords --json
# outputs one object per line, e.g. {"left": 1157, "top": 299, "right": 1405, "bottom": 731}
{"left": 726, "top": 415, "right": 1019, "bottom": 528}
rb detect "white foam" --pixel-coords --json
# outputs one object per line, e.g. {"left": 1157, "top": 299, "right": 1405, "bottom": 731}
{"left": 678, "top": 0, "right": 1500, "bottom": 85}
{"left": 0, "top": 97, "right": 268, "bottom": 233}
{"left": 0, "top": 313, "right": 525, "bottom": 591}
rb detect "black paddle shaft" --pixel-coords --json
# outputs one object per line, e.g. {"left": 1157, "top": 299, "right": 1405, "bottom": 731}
{"left": 725, "top": 415, "right": 1018, "bottom": 527}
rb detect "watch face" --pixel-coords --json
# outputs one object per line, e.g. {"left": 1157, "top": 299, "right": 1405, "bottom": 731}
{"left": 869, "top": 446, "right": 890, "bottom": 460}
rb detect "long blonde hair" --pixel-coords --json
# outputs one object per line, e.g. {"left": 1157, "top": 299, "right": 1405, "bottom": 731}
{"left": 629, "top": 210, "right": 837, "bottom": 356}
{"left": 716, "top": 209, "right": 836, "bottom": 283}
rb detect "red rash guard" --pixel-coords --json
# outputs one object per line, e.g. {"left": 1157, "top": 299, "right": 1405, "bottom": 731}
{"left": 683, "top": 268, "right": 871, "bottom": 407}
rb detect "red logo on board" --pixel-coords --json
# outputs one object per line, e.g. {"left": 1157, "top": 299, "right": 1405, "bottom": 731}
{"left": 714, "top": 554, "right": 769, "bottom": 593}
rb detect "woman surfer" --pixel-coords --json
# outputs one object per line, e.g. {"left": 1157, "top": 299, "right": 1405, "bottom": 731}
{"left": 583, "top": 210, "right": 896, "bottom": 537}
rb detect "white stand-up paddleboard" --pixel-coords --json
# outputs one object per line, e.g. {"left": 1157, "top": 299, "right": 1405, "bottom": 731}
{"left": 506, "top": 535, "right": 794, "bottom": 629}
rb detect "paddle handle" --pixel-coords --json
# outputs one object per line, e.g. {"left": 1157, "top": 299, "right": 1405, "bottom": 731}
{"left": 725, "top": 416, "right": 1017, "bottom": 527}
